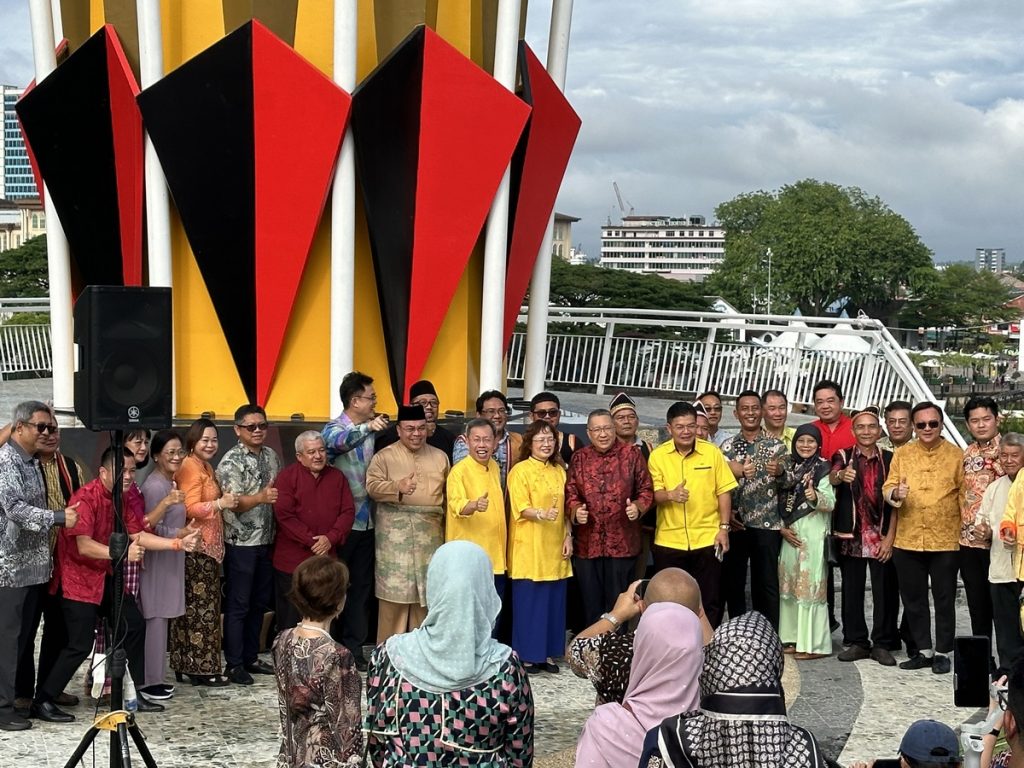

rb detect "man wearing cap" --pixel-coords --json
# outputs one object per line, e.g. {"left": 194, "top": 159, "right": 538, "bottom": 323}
{"left": 375, "top": 380, "right": 457, "bottom": 461}
{"left": 366, "top": 404, "right": 449, "bottom": 643}
{"left": 451, "top": 390, "right": 522, "bottom": 490}
{"left": 833, "top": 408, "right": 901, "bottom": 666}
{"left": 694, "top": 402, "right": 712, "bottom": 441}
{"left": 566, "top": 409, "right": 654, "bottom": 624}
{"left": 610, "top": 393, "right": 653, "bottom": 461}
{"left": 849, "top": 719, "right": 962, "bottom": 768}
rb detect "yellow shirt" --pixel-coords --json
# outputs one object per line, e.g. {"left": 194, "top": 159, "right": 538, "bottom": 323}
{"left": 507, "top": 457, "right": 572, "bottom": 581}
{"left": 1000, "top": 473, "right": 1024, "bottom": 580}
{"left": 365, "top": 442, "right": 449, "bottom": 507}
{"left": 648, "top": 438, "right": 738, "bottom": 551}
{"left": 446, "top": 457, "right": 507, "bottom": 574}
{"left": 883, "top": 438, "right": 964, "bottom": 552}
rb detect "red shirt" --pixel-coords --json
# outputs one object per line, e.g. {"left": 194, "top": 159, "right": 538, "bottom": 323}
{"left": 53, "top": 478, "right": 145, "bottom": 605}
{"left": 812, "top": 414, "right": 856, "bottom": 461}
{"left": 272, "top": 462, "right": 355, "bottom": 574}
{"left": 565, "top": 441, "right": 654, "bottom": 559}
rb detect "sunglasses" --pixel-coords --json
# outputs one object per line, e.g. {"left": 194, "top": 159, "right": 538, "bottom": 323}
{"left": 237, "top": 422, "right": 269, "bottom": 432}
{"left": 914, "top": 420, "right": 941, "bottom": 430}
{"left": 533, "top": 408, "right": 560, "bottom": 418}
{"left": 25, "top": 421, "right": 58, "bottom": 434}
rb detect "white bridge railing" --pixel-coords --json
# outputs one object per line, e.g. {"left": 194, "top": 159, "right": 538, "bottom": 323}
{"left": 0, "top": 323, "right": 52, "bottom": 379}
{"left": 508, "top": 306, "right": 966, "bottom": 447}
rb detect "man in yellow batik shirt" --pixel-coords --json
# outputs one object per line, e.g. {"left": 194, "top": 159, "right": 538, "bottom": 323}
{"left": 883, "top": 401, "right": 964, "bottom": 675}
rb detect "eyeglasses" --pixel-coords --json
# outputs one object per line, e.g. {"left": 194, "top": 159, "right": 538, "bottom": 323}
{"left": 481, "top": 408, "right": 508, "bottom": 417}
{"left": 237, "top": 422, "right": 269, "bottom": 432}
{"left": 533, "top": 408, "right": 560, "bottom": 418}
{"left": 914, "top": 420, "right": 941, "bottom": 430}
{"left": 588, "top": 426, "right": 615, "bottom": 434}
{"left": 162, "top": 449, "right": 187, "bottom": 458}
{"left": 532, "top": 437, "right": 556, "bottom": 445}
{"left": 702, "top": 405, "right": 723, "bottom": 413}
{"left": 353, "top": 394, "right": 377, "bottom": 403}
{"left": 412, "top": 398, "right": 439, "bottom": 408}
{"left": 25, "top": 421, "right": 58, "bottom": 434}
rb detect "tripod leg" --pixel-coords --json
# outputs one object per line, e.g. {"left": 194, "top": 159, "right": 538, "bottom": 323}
{"left": 113, "top": 721, "right": 132, "bottom": 768}
{"left": 62, "top": 726, "right": 102, "bottom": 768}
{"left": 128, "top": 719, "right": 159, "bottom": 768}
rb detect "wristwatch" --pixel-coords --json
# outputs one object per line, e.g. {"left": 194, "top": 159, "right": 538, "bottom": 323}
{"left": 600, "top": 612, "right": 621, "bottom": 628}
{"left": 719, "top": 523, "right": 730, "bottom": 530}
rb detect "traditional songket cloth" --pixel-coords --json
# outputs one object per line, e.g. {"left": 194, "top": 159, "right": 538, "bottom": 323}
{"left": 365, "top": 541, "right": 534, "bottom": 766}
{"left": 575, "top": 603, "right": 702, "bottom": 768}
{"left": 639, "top": 611, "right": 829, "bottom": 768}
{"left": 778, "top": 424, "right": 835, "bottom": 656}
{"left": 365, "top": 440, "right": 449, "bottom": 606}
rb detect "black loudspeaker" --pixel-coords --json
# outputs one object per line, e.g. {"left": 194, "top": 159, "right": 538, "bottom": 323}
{"left": 74, "top": 286, "right": 172, "bottom": 431}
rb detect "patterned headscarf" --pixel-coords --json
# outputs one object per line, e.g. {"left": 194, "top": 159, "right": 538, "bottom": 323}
{"left": 651, "top": 612, "right": 828, "bottom": 768}
{"left": 386, "top": 541, "right": 510, "bottom": 693}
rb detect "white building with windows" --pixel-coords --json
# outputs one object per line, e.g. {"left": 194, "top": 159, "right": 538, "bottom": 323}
{"left": 1, "top": 85, "right": 37, "bottom": 200}
{"left": 599, "top": 214, "right": 725, "bottom": 282}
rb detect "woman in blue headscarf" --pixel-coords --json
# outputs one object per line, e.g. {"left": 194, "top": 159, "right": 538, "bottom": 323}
{"left": 778, "top": 424, "right": 835, "bottom": 659}
{"left": 364, "top": 540, "right": 535, "bottom": 767}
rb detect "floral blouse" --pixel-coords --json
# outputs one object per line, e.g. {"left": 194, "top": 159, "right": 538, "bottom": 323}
{"left": 273, "top": 628, "right": 363, "bottom": 767}
{"left": 365, "top": 645, "right": 534, "bottom": 767}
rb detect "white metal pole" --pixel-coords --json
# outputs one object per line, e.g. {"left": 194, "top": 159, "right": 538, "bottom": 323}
{"left": 48, "top": 0, "right": 63, "bottom": 41}
{"left": 137, "top": 0, "right": 173, "bottom": 288}
{"left": 28, "top": 0, "right": 75, "bottom": 413}
{"left": 522, "top": 0, "right": 573, "bottom": 397}
{"left": 478, "top": 0, "right": 521, "bottom": 392}
{"left": 329, "top": 0, "right": 358, "bottom": 416}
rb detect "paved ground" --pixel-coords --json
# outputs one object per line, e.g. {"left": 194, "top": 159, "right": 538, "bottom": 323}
{"left": 0, "top": 379, "right": 990, "bottom": 766}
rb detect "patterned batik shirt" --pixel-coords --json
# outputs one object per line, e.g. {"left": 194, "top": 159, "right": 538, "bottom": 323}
{"left": 961, "top": 437, "right": 1003, "bottom": 549}
{"left": 323, "top": 413, "right": 377, "bottom": 531}
{"left": 0, "top": 440, "right": 58, "bottom": 587}
{"left": 365, "top": 645, "right": 534, "bottom": 767}
{"left": 833, "top": 448, "right": 889, "bottom": 559}
{"left": 216, "top": 442, "right": 281, "bottom": 546}
{"left": 566, "top": 629, "right": 634, "bottom": 705}
{"left": 719, "top": 433, "right": 789, "bottom": 530}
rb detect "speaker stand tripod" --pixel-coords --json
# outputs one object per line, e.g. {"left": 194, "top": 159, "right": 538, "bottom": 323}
{"left": 62, "top": 430, "right": 158, "bottom": 768}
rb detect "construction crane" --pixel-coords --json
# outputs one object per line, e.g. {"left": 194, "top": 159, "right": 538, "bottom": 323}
{"left": 612, "top": 181, "right": 634, "bottom": 217}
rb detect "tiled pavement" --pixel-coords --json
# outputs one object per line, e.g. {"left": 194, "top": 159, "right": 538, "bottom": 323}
{"left": 0, "top": 379, "right": 991, "bottom": 766}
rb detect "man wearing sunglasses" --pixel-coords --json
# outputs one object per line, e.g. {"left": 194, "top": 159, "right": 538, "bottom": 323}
{"left": 883, "top": 401, "right": 964, "bottom": 674}
{"left": 0, "top": 401, "right": 80, "bottom": 731}
{"left": 529, "top": 391, "right": 583, "bottom": 467}
{"left": 215, "top": 404, "right": 281, "bottom": 686}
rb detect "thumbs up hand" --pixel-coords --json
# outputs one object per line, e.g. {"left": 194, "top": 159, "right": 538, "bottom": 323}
{"left": 575, "top": 504, "right": 589, "bottom": 525}
{"left": 164, "top": 481, "right": 185, "bottom": 506}
{"left": 398, "top": 472, "right": 417, "bottom": 496}
{"left": 262, "top": 481, "right": 278, "bottom": 504}
{"left": 840, "top": 465, "right": 857, "bottom": 483}
{"left": 895, "top": 477, "right": 910, "bottom": 501}
{"left": 804, "top": 473, "right": 817, "bottom": 504}
{"left": 674, "top": 479, "right": 689, "bottom": 504}
{"left": 63, "top": 502, "right": 80, "bottom": 529}
{"left": 475, "top": 492, "right": 489, "bottom": 512}
{"left": 742, "top": 457, "right": 756, "bottom": 480}
{"left": 625, "top": 497, "right": 639, "bottom": 521}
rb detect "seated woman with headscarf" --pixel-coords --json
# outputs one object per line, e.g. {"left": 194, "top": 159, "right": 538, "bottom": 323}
{"left": 574, "top": 602, "right": 703, "bottom": 768}
{"left": 639, "top": 611, "right": 830, "bottom": 768}
{"left": 365, "top": 540, "right": 534, "bottom": 767}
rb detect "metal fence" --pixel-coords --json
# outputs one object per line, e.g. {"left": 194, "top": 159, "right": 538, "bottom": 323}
{"left": 0, "top": 323, "right": 52, "bottom": 379}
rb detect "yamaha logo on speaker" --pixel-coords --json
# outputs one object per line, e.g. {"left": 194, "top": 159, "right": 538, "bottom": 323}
{"left": 128, "top": 406, "right": 141, "bottom": 421}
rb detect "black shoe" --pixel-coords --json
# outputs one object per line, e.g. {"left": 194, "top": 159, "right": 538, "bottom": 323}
{"left": 353, "top": 655, "right": 368, "bottom": 673}
{"left": 523, "top": 662, "right": 543, "bottom": 675}
{"left": 0, "top": 710, "right": 31, "bottom": 731}
{"left": 829, "top": 618, "right": 841, "bottom": 633}
{"left": 139, "top": 684, "right": 173, "bottom": 701}
{"left": 899, "top": 654, "right": 934, "bottom": 671}
{"left": 244, "top": 659, "right": 274, "bottom": 675}
{"left": 187, "top": 673, "right": 229, "bottom": 687}
{"left": 837, "top": 645, "right": 871, "bottom": 662}
{"left": 54, "top": 692, "right": 79, "bottom": 707}
{"left": 225, "top": 665, "right": 254, "bottom": 686}
{"left": 870, "top": 646, "right": 897, "bottom": 667}
{"left": 135, "top": 696, "right": 165, "bottom": 713}
{"left": 542, "top": 662, "right": 560, "bottom": 674}
{"left": 932, "top": 654, "right": 951, "bottom": 674}
{"left": 30, "top": 700, "right": 75, "bottom": 723}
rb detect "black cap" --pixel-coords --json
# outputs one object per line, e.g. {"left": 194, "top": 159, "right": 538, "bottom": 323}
{"left": 397, "top": 405, "right": 426, "bottom": 422}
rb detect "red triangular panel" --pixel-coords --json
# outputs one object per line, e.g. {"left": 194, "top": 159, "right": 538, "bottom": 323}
{"left": 503, "top": 44, "right": 581, "bottom": 346}
{"left": 104, "top": 26, "right": 144, "bottom": 287}
{"left": 405, "top": 27, "right": 530, "bottom": 395}
{"left": 251, "top": 21, "right": 351, "bottom": 403}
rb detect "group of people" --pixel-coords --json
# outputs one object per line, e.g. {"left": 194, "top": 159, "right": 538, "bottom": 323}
{"left": 2, "top": 369, "right": 1024, "bottom": 768}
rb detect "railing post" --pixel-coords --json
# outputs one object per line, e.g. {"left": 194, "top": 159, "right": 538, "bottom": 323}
{"left": 595, "top": 321, "right": 616, "bottom": 396}
{"left": 785, "top": 333, "right": 805, "bottom": 405}
{"left": 695, "top": 326, "right": 717, "bottom": 395}
{"left": 854, "top": 336, "right": 881, "bottom": 410}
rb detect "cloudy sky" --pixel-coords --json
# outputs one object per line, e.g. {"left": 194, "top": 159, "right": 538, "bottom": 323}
{"left": 2, "top": 0, "right": 1020, "bottom": 264}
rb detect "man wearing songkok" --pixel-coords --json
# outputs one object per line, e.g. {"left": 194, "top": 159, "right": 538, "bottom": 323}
{"left": 610, "top": 392, "right": 653, "bottom": 460}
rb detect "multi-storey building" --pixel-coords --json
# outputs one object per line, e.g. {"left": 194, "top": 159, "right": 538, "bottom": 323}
{"left": 976, "top": 248, "right": 1006, "bottom": 274}
{"left": 1, "top": 85, "right": 38, "bottom": 200}
{"left": 599, "top": 214, "right": 725, "bottom": 282}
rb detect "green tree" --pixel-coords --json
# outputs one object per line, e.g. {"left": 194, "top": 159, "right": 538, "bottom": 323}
{"left": 899, "top": 264, "right": 1016, "bottom": 331}
{"left": 0, "top": 235, "right": 48, "bottom": 297}
{"left": 706, "top": 180, "right": 933, "bottom": 322}
{"left": 546, "top": 257, "right": 709, "bottom": 311}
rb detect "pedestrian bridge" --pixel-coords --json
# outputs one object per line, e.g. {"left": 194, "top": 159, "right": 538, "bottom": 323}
{"left": 0, "top": 300, "right": 964, "bottom": 447}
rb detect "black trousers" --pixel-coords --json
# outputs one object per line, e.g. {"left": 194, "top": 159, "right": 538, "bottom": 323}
{"left": 274, "top": 569, "right": 300, "bottom": 636}
{"left": 991, "top": 581, "right": 1024, "bottom": 677}
{"left": 652, "top": 543, "right": 723, "bottom": 627}
{"left": 892, "top": 548, "right": 958, "bottom": 654}
{"left": 37, "top": 591, "right": 146, "bottom": 704}
{"left": 16, "top": 582, "right": 67, "bottom": 699}
{"left": 723, "top": 528, "right": 782, "bottom": 630}
{"left": 336, "top": 528, "right": 375, "bottom": 661}
{"left": 722, "top": 531, "right": 749, "bottom": 621}
{"left": 959, "top": 547, "right": 994, "bottom": 638}
{"left": 223, "top": 543, "right": 274, "bottom": 668}
{"left": 839, "top": 554, "right": 900, "bottom": 650}
{"left": 573, "top": 556, "right": 638, "bottom": 626}
{"left": 0, "top": 585, "right": 30, "bottom": 713}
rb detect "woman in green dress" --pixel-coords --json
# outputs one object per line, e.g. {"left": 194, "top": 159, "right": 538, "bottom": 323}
{"left": 778, "top": 424, "right": 835, "bottom": 659}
